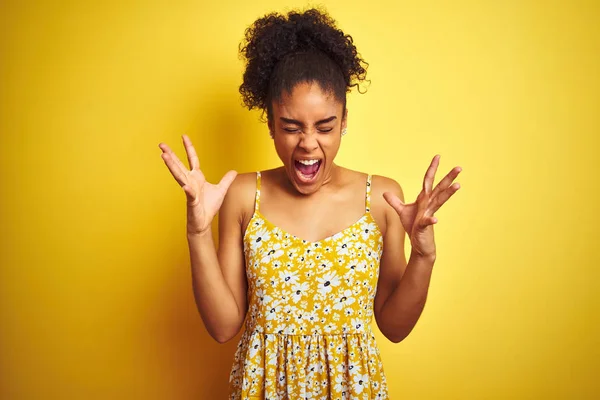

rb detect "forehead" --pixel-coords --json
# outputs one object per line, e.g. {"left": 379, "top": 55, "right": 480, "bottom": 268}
{"left": 273, "top": 82, "right": 343, "bottom": 120}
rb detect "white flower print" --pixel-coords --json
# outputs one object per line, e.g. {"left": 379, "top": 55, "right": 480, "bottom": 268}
{"left": 265, "top": 299, "right": 283, "bottom": 321}
{"left": 248, "top": 337, "right": 262, "bottom": 359}
{"left": 355, "top": 260, "right": 368, "bottom": 274}
{"left": 291, "top": 281, "right": 310, "bottom": 303}
{"left": 351, "top": 318, "right": 365, "bottom": 332}
{"left": 273, "top": 322, "right": 287, "bottom": 334}
{"left": 261, "top": 243, "right": 284, "bottom": 263}
{"left": 255, "top": 288, "right": 272, "bottom": 305}
{"left": 317, "top": 271, "right": 341, "bottom": 296}
{"left": 303, "top": 311, "right": 318, "bottom": 324}
{"left": 334, "top": 374, "right": 349, "bottom": 394}
{"left": 336, "top": 240, "right": 351, "bottom": 255}
{"left": 267, "top": 350, "right": 278, "bottom": 366}
{"left": 286, "top": 247, "right": 299, "bottom": 260}
{"left": 352, "top": 373, "right": 369, "bottom": 394}
{"left": 279, "top": 269, "right": 300, "bottom": 286}
{"left": 345, "top": 258, "right": 360, "bottom": 276}
{"left": 336, "top": 362, "right": 348, "bottom": 374}
{"left": 333, "top": 289, "right": 356, "bottom": 310}
{"left": 249, "top": 228, "right": 270, "bottom": 251}
{"left": 282, "top": 303, "right": 297, "bottom": 319}
{"left": 248, "top": 365, "right": 264, "bottom": 379}
{"left": 251, "top": 218, "right": 264, "bottom": 229}
{"left": 319, "top": 260, "right": 333, "bottom": 270}
{"left": 283, "top": 323, "right": 298, "bottom": 335}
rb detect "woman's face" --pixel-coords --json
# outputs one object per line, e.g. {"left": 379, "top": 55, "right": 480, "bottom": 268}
{"left": 269, "top": 82, "right": 347, "bottom": 195}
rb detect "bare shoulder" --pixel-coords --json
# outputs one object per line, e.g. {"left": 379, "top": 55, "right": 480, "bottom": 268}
{"left": 221, "top": 171, "right": 258, "bottom": 224}
{"left": 336, "top": 167, "right": 403, "bottom": 198}
{"left": 371, "top": 175, "right": 404, "bottom": 201}
{"left": 227, "top": 171, "right": 258, "bottom": 195}
{"left": 369, "top": 174, "right": 405, "bottom": 235}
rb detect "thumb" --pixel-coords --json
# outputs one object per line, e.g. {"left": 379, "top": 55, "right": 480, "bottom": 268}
{"left": 182, "top": 184, "right": 198, "bottom": 205}
{"left": 383, "top": 192, "right": 405, "bottom": 215}
{"left": 217, "top": 170, "right": 238, "bottom": 193}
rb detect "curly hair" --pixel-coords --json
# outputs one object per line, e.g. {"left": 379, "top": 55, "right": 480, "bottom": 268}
{"left": 239, "top": 7, "right": 369, "bottom": 121}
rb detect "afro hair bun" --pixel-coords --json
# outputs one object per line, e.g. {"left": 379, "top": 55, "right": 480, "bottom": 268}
{"left": 239, "top": 7, "right": 369, "bottom": 114}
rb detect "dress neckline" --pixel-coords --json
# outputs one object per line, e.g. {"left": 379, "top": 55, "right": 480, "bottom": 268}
{"left": 250, "top": 210, "right": 380, "bottom": 245}
{"left": 247, "top": 171, "right": 380, "bottom": 245}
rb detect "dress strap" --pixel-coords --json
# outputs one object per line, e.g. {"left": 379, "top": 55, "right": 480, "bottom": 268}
{"left": 365, "top": 174, "right": 372, "bottom": 213}
{"left": 254, "top": 171, "right": 261, "bottom": 212}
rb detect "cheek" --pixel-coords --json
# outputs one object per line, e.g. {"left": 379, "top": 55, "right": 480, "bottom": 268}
{"left": 273, "top": 137, "right": 297, "bottom": 160}
{"left": 320, "top": 135, "right": 341, "bottom": 155}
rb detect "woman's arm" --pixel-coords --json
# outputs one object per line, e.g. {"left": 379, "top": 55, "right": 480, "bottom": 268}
{"left": 188, "top": 175, "right": 252, "bottom": 344}
{"left": 374, "top": 156, "right": 461, "bottom": 343}
{"left": 373, "top": 177, "right": 434, "bottom": 343}
{"left": 159, "top": 135, "right": 249, "bottom": 344}
{"left": 376, "top": 198, "right": 435, "bottom": 343}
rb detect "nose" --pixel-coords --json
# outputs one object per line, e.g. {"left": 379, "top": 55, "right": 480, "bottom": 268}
{"left": 298, "top": 131, "right": 318, "bottom": 152}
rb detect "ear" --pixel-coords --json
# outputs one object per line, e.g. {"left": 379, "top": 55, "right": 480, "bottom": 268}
{"left": 341, "top": 107, "right": 348, "bottom": 130}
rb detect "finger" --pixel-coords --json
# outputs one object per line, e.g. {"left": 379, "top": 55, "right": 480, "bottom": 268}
{"left": 418, "top": 215, "right": 437, "bottom": 229}
{"left": 383, "top": 192, "right": 405, "bottom": 215}
{"left": 423, "top": 154, "right": 440, "bottom": 195}
{"left": 428, "top": 182, "right": 461, "bottom": 215}
{"left": 159, "top": 142, "right": 189, "bottom": 174}
{"left": 431, "top": 166, "right": 462, "bottom": 199}
{"left": 182, "top": 135, "right": 201, "bottom": 171}
{"left": 217, "top": 170, "right": 238, "bottom": 193}
{"left": 160, "top": 152, "right": 188, "bottom": 187}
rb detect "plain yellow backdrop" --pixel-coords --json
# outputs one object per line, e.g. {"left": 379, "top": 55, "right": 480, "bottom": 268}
{"left": 1, "top": 0, "right": 598, "bottom": 399}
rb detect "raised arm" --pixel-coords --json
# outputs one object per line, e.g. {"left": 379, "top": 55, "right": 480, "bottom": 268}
{"left": 374, "top": 155, "right": 462, "bottom": 343}
{"left": 159, "top": 135, "right": 248, "bottom": 343}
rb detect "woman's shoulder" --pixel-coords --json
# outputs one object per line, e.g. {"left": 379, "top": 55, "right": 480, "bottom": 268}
{"left": 341, "top": 167, "right": 404, "bottom": 197}
{"left": 340, "top": 169, "right": 403, "bottom": 234}
{"left": 222, "top": 171, "right": 259, "bottom": 214}
{"left": 371, "top": 174, "right": 404, "bottom": 199}
{"left": 225, "top": 167, "right": 282, "bottom": 205}
{"left": 228, "top": 171, "right": 259, "bottom": 194}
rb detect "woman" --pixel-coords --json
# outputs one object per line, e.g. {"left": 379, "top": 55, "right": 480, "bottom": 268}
{"left": 159, "top": 8, "right": 461, "bottom": 400}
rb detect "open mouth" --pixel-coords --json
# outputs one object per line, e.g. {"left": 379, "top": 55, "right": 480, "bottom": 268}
{"left": 294, "top": 159, "right": 322, "bottom": 183}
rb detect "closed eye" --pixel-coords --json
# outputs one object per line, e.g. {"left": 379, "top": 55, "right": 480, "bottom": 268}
{"left": 282, "top": 127, "right": 333, "bottom": 133}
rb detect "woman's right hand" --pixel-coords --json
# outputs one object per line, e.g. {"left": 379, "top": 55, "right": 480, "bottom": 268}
{"left": 159, "top": 135, "right": 237, "bottom": 236}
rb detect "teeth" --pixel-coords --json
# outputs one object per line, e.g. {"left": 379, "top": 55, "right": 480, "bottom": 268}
{"left": 297, "top": 159, "right": 320, "bottom": 166}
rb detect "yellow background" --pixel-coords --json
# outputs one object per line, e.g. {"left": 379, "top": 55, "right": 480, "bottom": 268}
{"left": 1, "top": 0, "right": 598, "bottom": 399}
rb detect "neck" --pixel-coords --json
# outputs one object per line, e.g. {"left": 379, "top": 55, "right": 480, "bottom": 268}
{"left": 278, "top": 163, "right": 342, "bottom": 196}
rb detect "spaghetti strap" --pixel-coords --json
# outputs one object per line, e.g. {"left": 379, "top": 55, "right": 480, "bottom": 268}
{"left": 254, "top": 171, "right": 261, "bottom": 212}
{"left": 365, "top": 174, "right": 372, "bottom": 213}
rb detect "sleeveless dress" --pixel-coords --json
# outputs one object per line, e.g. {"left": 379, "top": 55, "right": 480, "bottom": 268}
{"left": 228, "top": 172, "right": 389, "bottom": 399}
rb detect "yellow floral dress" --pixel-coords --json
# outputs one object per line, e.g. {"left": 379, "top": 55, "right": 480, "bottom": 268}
{"left": 229, "top": 172, "right": 389, "bottom": 399}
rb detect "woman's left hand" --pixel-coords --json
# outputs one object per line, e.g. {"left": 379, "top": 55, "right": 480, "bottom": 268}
{"left": 383, "top": 155, "right": 462, "bottom": 259}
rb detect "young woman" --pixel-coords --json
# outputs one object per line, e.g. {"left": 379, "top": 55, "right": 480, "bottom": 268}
{"left": 159, "top": 8, "right": 461, "bottom": 400}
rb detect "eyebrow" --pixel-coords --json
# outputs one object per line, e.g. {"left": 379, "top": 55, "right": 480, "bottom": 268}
{"left": 280, "top": 116, "right": 337, "bottom": 126}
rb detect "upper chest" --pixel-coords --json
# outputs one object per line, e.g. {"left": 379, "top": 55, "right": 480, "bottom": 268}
{"left": 241, "top": 173, "right": 387, "bottom": 244}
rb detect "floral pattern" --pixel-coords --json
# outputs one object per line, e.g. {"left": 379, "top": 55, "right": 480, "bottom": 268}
{"left": 229, "top": 172, "right": 389, "bottom": 399}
